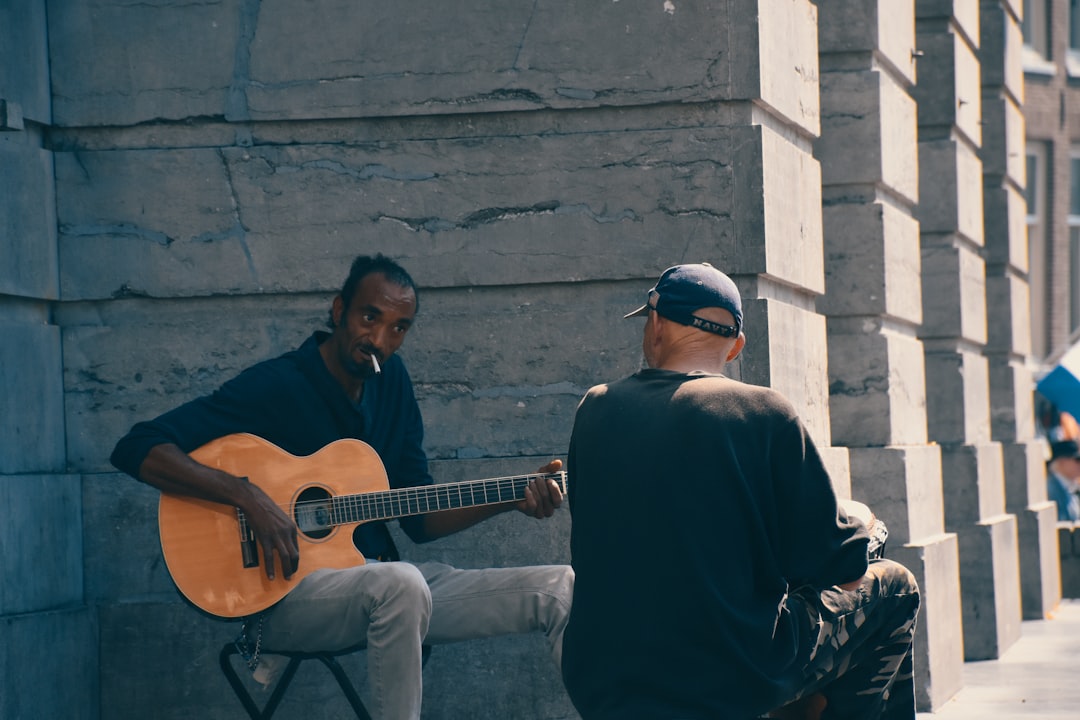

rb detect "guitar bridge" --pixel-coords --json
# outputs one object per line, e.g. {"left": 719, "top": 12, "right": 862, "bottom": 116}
{"left": 237, "top": 510, "right": 259, "bottom": 568}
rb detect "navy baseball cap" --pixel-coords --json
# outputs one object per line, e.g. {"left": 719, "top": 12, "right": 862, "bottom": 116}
{"left": 625, "top": 263, "right": 743, "bottom": 337}
{"left": 1050, "top": 440, "right": 1080, "bottom": 462}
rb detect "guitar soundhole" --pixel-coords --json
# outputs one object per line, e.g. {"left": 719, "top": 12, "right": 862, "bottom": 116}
{"left": 294, "top": 486, "right": 334, "bottom": 539}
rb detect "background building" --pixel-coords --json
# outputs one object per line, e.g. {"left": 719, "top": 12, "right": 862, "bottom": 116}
{"left": 0, "top": 0, "right": 1072, "bottom": 717}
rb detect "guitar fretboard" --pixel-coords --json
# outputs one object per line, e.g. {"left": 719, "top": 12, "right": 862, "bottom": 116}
{"left": 331, "top": 472, "right": 565, "bottom": 525}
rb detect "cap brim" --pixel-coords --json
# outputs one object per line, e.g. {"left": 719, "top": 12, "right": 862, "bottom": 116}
{"left": 624, "top": 304, "right": 649, "bottom": 319}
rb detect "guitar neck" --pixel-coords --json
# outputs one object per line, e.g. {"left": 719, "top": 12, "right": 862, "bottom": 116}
{"left": 298, "top": 471, "right": 567, "bottom": 528}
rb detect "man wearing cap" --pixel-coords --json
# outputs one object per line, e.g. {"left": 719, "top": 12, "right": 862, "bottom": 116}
{"left": 560, "top": 263, "right": 921, "bottom": 720}
{"left": 1048, "top": 440, "right": 1080, "bottom": 521}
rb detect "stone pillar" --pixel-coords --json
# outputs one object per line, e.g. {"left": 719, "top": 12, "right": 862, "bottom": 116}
{"left": 980, "top": 0, "right": 1061, "bottom": 620}
{"left": 915, "top": 0, "right": 1022, "bottom": 660}
{"left": 816, "top": 0, "right": 963, "bottom": 710}
{"left": 0, "top": 2, "right": 97, "bottom": 719}
{"left": 722, "top": 1, "right": 850, "bottom": 494}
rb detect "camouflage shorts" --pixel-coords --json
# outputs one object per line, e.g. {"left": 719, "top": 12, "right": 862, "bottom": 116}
{"left": 785, "top": 558, "right": 921, "bottom": 720}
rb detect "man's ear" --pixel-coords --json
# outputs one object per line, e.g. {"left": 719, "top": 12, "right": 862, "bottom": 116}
{"left": 331, "top": 295, "right": 345, "bottom": 328}
{"left": 726, "top": 334, "right": 746, "bottom": 362}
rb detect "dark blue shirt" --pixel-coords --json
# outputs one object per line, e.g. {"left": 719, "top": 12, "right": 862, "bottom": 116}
{"left": 110, "top": 332, "right": 434, "bottom": 558}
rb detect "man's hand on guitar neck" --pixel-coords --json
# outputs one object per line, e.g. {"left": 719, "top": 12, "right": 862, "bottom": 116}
{"left": 517, "top": 459, "right": 564, "bottom": 519}
{"left": 139, "top": 442, "right": 300, "bottom": 581}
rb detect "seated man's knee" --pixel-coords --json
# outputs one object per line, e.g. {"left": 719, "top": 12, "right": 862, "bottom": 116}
{"left": 371, "top": 562, "right": 433, "bottom": 620}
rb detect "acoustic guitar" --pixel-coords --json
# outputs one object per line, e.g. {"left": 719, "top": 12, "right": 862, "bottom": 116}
{"left": 158, "top": 433, "right": 567, "bottom": 618}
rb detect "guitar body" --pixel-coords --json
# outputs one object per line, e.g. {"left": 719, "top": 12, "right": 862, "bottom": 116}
{"left": 158, "top": 433, "right": 389, "bottom": 618}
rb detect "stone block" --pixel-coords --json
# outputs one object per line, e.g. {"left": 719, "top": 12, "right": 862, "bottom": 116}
{"left": 1016, "top": 500, "right": 1061, "bottom": 618}
{"left": 821, "top": 202, "right": 922, "bottom": 322}
{"left": 849, "top": 445, "right": 945, "bottom": 546}
{"left": 48, "top": 0, "right": 759, "bottom": 129}
{"left": 956, "top": 515, "right": 1022, "bottom": 660}
{"left": 0, "top": 474, "right": 83, "bottom": 614}
{"left": 819, "top": 70, "right": 918, "bottom": 203}
{"left": 817, "top": 445, "right": 852, "bottom": 499}
{"left": 890, "top": 533, "right": 963, "bottom": 712}
{"left": 0, "top": 321, "right": 64, "bottom": 474}
{"left": 0, "top": 0, "right": 51, "bottom": 123}
{"left": 989, "top": 360, "right": 1036, "bottom": 446}
{"left": 83, "top": 473, "right": 175, "bottom": 603}
{"left": 920, "top": 241, "right": 987, "bottom": 341}
{"left": 730, "top": 0, "right": 820, "bottom": 135}
{"left": 914, "top": 27, "right": 982, "bottom": 146}
{"left": 739, "top": 298, "right": 832, "bottom": 446}
{"left": 818, "top": 0, "right": 917, "bottom": 85}
{"left": 48, "top": 0, "right": 238, "bottom": 126}
{"left": 940, "top": 441, "right": 1005, "bottom": 526}
{"left": 918, "top": 139, "right": 985, "bottom": 241}
{"left": 57, "top": 126, "right": 747, "bottom": 300}
{"left": 980, "top": 94, "right": 1025, "bottom": 182}
{"left": 979, "top": 0, "right": 1024, "bottom": 100}
{"left": 985, "top": 272, "right": 1031, "bottom": 356}
{"left": 0, "top": 141, "right": 58, "bottom": 299}
{"left": 982, "top": 184, "right": 1028, "bottom": 269}
{"left": 729, "top": 125, "right": 825, "bottom": 291}
{"left": 915, "top": 0, "right": 981, "bottom": 48}
{"left": 0, "top": 607, "right": 97, "bottom": 720}
{"left": 828, "top": 329, "right": 929, "bottom": 448}
{"left": 925, "top": 349, "right": 992, "bottom": 445}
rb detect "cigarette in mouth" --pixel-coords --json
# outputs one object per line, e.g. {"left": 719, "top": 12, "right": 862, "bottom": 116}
{"left": 371, "top": 354, "right": 381, "bottom": 374}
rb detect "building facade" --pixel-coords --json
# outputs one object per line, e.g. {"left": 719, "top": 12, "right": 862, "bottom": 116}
{"left": 0, "top": 1, "right": 1070, "bottom": 717}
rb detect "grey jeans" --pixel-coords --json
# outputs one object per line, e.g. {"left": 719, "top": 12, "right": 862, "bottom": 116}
{"left": 254, "top": 561, "right": 574, "bottom": 720}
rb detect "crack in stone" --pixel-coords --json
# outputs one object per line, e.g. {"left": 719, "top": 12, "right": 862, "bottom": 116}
{"left": 62, "top": 223, "right": 174, "bottom": 246}
{"left": 226, "top": 0, "right": 262, "bottom": 122}
{"left": 374, "top": 201, "right": 640, "bottom": 233}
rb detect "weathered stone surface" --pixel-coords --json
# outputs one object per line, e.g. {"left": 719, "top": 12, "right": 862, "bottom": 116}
{"left": 0, "top": 321, "right": 64, "bottom": 474}
{"left": 818, "top": 70, "right": 918, "bottom": 203}
{"left": 821, "top": 202, "right": 922, "bottom": 322}
{"left": 1015, "top": 497, "right": 1060, "bottom": 619}
{"left": 829, "top": 329, "right": 929, "bottom": 448}
{"left": 0, "top": 0, "right": 51, "bottom": 123}
{"left": 988, "top": 356, "right": 1035, "bottom": 444}
{"left": 985, "top": 272, "right": 1031, "bottom": 356}
{"left": 914, "top": 27, "right": 982, "bottom": 146}
{"left": 957, "top": 515, "right": 1022, "bottom": 660}
{"left": 982, "top": 184, "right": 1028, "bottom": 269}
{"left": 979, "top": 1, "right": 1024, "bottom": 101}
{"left": 849, "top": 445, "right": 944, "bottom": 546}
{"left": 891, "top": 533, "right": 964, "bottom": 711}
{"left": 918, "top": 140, "right": 986, "bottom": 242}
{"left": 48, "top": 0, "right": 753, "bottom": 129}
{"left": 57, "top": 128, "right": 744, "bottom": 300}
{"left": 730, "top": 0, "right": 821, "bottom": 135}
{"left": 0, "top": 474, "right": 82, "bottom": 614}
{"left": 925, "top": 350, "right": 992, "bottom": 445}
{"left": 920, "top": 242, "right": 988, "bottom": 341}
{"left": 739, "top": 298, "right": 832, "bottom": 446}
{"left": 0, "top": 140, "right": 58, "bottom": 299}
{"left": 0, "top": 607, "right": 97, "bottom": 720}
{"left": 980, "top": 94, "right": 1025, "bottom": 183}
{"left": 940, "top": 442, "right": 1006, "bottom": 526}
{"left": 818, "top": 0, "right": 917, "bottom": 84}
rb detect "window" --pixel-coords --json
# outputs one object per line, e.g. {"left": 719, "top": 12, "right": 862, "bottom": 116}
{"left": 1028, "top": 143, "right": 1049, "bottom": 358}
{"left": 1073, "top": 0, "right": 1080, "bottom": 56}
{"left": 1024, "top": 0, "right": 1053, "bottom": 70}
